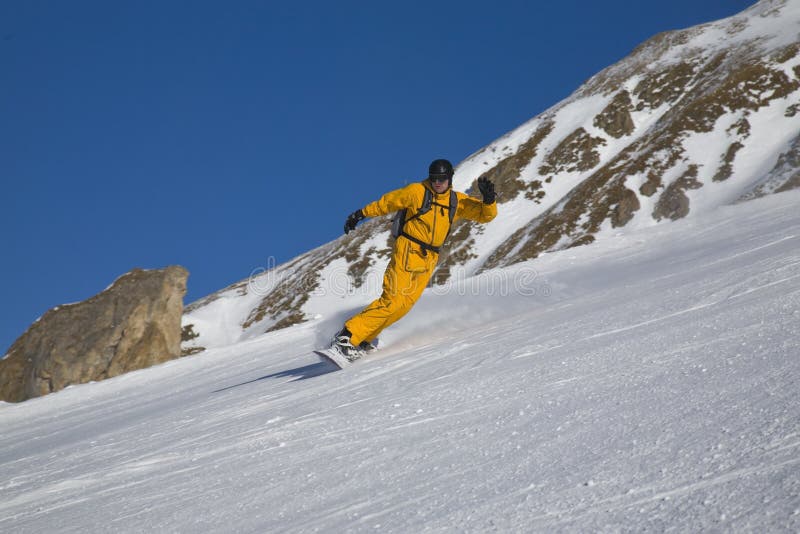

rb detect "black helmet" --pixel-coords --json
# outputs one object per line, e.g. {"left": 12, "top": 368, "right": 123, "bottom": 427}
{"left": 428, "top": 158, "right": 454, "bottom": 179}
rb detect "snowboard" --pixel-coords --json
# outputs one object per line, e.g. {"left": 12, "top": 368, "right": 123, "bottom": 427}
{"left": 313, "top": 348, "right": 353, "bottom": 369}
{"left": 314, "top": 339, "right": 378, "bottom": 370}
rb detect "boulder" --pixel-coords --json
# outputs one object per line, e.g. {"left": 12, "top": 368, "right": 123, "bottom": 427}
{"left": 0, "top": 266, "right": 188, "bottom": 403}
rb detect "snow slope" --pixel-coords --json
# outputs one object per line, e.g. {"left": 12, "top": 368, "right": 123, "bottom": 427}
{"left": 1, "top": 190, "right": 799, "bottom": 532}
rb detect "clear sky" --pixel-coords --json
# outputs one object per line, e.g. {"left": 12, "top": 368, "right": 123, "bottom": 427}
{"left": 2, "top": 0, "right": 754, "bottom": 353}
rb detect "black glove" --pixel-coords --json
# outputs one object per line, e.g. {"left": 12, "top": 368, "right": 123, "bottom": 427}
{"left": 344, "top": 209, "right": 365, "bottom": 234}
{"left": 478, "top": 176, "right": 496, "bottom": 204}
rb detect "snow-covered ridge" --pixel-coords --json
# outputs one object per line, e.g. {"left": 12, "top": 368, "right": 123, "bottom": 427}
{"left": 183, "top": 0, "right": 800, "bottom": 350}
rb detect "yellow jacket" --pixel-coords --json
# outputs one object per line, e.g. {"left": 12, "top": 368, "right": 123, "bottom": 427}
{"left": 362, "top": 181, "right": 497, "bottom": 250}
{"left": 344, "top": 181, "right": 497, "bottom": 344}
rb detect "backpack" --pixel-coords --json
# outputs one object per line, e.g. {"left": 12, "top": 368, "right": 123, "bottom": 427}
{"left": 391, "top": 187, "right": 458, "bottom": 254}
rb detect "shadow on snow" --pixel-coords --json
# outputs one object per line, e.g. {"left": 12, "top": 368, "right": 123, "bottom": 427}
{"left": 212, "top": 360, "right": 338, "bottom": 393}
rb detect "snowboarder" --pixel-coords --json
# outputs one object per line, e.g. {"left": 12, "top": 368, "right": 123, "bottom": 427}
{"left": 330, "top": 158, "right": 497, "bottom": 361}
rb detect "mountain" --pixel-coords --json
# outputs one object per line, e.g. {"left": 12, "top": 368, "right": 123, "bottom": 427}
{"left": 183, "top": 0, "right": 800, "bottom": 352}
{"left": 2, "top": 188, "right": 798, "bottom": 532}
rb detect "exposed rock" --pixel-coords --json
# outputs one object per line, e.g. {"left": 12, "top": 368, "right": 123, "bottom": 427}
{"left": 639, "top": 171, "right": 662, "bottom": 197}
{"left": 539, "top": 127, "right": 607, "bottom": 175}
{"left": 181, "top": 324, "right": 204, "bottom": 356}
{"left": 0, "top": 266, "right": 188, "bottom": 403}
{"left": 678, "top": 62, "right": 799, "bottom": 133}
{"left": 594, "top": 91, "right": 635, "bottom": 138}
{"left": 653, "top": 166, "right": 703, "bottom": 221}
{"left": 713, "top": 142, "right": 745, "bottom": 182}
{"left": 633, "top": 61, "right": 697, "bottom": 111}
{"left": 476, "top": 121, "right": 554, "bottom": 203}
{"left": 776, "top": 169, "right": 800, "bottom": 193}
{"left": 612, "top": 187, "right": 641, "bottom": 228}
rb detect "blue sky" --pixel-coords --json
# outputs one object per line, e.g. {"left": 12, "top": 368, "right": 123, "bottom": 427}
{"left": 1, "top": 0, "right": 753, "bottom": 353}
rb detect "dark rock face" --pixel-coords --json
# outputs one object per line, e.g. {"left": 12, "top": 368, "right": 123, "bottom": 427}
{"left": 0, "top": 266, "right": 188, "bottom": 403}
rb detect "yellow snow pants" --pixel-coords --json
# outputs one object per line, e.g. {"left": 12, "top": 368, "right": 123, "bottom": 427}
{"left": 345, "top": 237, "right": 436, "bottom": 346}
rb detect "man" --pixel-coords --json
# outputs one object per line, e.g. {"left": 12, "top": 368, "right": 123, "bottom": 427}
{"left": 331, "top": 158, "right": 497, "bottom": 360}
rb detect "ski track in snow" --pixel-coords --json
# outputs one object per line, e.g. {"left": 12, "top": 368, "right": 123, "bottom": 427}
{"left": 1, "top": 191, "right": 799, "bottom": 532}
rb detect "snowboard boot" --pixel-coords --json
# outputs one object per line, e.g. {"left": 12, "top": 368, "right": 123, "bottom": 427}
{"left": 331, "top": 328, "right": 364, "bottom": 362}
{"left": 358, "top": 339, "right": 378, "bottom": 354}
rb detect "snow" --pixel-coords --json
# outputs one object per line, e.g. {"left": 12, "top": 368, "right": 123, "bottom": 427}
{"left": 659, "top": 0, "right": 800, "bottom": 65}
{"left": 2, "top": 189, "right": 799, "bottom": 532}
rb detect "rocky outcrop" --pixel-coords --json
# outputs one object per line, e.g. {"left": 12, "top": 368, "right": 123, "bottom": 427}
{"left": 0, "top": 266, "right": 188, "bottom": 403}
{"left": 653, "top": 165, "right": 703, "bottom": 221}
{"left": 594, "top": 91, "right": 635, "bottom": 138}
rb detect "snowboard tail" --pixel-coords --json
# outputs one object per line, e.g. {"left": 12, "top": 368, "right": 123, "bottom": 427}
{"left": 314, "top": 349, "right": 352, "bottom": 369}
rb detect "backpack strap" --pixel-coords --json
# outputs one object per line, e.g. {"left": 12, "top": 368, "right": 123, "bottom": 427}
{"left": 391, "top": 188, "right": 430, "bottom": 240}
{"left": 400, "top": 232, "right": 442, "bottom": 255}
{"left": 403, "top": 189, "right": 433, "bottom": 226}
{"left": 394, "top": 188, "right": 458, "bottom": 256}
